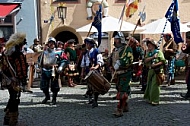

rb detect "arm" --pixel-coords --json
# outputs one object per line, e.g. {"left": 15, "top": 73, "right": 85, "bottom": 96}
{"left": 90, "top": 53, "right": 104, "bottom": 70}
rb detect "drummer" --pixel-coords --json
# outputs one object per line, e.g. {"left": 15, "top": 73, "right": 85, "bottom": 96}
{"left": 81, "top": 37, "right": 104, "bottom": 108}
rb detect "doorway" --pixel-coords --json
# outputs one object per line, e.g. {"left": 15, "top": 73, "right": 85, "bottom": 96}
{"left": 55, "top": 31, "right": 79, "bottom": 44}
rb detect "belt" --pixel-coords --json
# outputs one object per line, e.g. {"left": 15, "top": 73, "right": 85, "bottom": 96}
{"left": 43, "top": 65, "right": 53, "bottom": 70}
{"left": 116, "top": 70, "right": 128, "bottom": 75}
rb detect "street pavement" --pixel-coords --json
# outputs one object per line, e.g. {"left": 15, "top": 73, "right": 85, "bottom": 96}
{"left": 1, "top": 72, "right": 190, "bottom": 126}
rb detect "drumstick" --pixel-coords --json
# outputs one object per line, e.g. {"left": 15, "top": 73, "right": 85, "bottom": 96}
{"left": 110, "top": 70, "right": 116, "bottom": 83}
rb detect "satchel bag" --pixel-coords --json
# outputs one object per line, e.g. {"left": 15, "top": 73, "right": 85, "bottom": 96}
{"left": 153, "top": 64, "right": 163, "bottom": 74}
{"left": 1, "top": 72, "right": 12, "bottom": 87}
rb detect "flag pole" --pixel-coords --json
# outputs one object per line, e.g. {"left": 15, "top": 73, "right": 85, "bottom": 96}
{"left": 119, "top": 3, "right": 126, "bottom": 31}
{"left": 87, "top": 25, "right": 93, "bottom": 37}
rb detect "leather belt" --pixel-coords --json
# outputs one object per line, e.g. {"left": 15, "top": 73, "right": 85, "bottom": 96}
{"left": 116, "top": 70, "right": 128, "bottom": 75}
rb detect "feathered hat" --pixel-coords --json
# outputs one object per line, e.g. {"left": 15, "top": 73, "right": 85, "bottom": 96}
{"left": 5, "top": 32, "right": 26, "bottom": 50}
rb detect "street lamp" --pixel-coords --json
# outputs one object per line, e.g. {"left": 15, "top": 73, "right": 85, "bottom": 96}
{"left": 57, "top": 3, "right": 67, "bottom": 24}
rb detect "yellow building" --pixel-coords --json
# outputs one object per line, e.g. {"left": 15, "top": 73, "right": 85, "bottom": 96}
{"left": 39, "top": 0, "right": 190, "bottom": 52}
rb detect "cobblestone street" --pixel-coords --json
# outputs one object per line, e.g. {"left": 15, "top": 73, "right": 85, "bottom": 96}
{"left": 1, "top": 73, "right": 190, "bottom": 126}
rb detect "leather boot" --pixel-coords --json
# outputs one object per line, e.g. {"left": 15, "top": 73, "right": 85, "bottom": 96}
{"left": 42, "top": 91, "right": 50, "bottom": 104}
{"left": 3, "top": 109, "right": 10, "bottom": 125}
{"left": 9, "top": 111, "right": 19, "bottom": 126}
{"left": 123, "top": 102, "right": 129, "bottom": 112}
{"left": 51, "top": 92, "right": 57, "bottom": 105}
{"left": 181, "top": 90, "right": 190, "bottom": 99}
{"left": 88, "top": 94, "right": 93, "bottom": 104}
{"left": 68, "top": 77, "right": 74, "bottom": 87}
{"left": 170, "top": 79, "right": 175, "bottom": 85}
{"left": 92, "top": 93, "right": 99, "bottom": 108}
{"left": 113, "top": 108, "right": 123, "bottom": 117}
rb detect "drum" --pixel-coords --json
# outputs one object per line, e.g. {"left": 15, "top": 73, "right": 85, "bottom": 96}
{"left": 84, "top": 70, "right": 111, "bottom": 95}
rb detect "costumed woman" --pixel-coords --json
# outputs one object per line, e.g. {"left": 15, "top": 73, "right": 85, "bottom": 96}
{"left": 64, "top": 39, "right": 79, "bottom": 87}
{"left": 144, "top": 39, "right": 166, "bottom": 106}
{"left": 1, "top": 33, "right": 28, "bottom": 125}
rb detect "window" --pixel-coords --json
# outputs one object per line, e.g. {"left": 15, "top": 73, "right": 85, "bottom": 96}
{"left": 0, "top": 15, "right": 14, "bottom": 40}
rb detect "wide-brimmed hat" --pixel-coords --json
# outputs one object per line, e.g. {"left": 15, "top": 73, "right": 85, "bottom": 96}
{"left": 67, "top": 39, "right": 76, "bottom": 44}
{"left": 84, "top": 37, "right": 97, "bottom": 47}
{"left": 143, "top": 38, "right": 158, "bottom": 49}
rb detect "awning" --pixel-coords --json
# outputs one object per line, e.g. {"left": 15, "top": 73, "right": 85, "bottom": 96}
{"left": 0, "top": 3, "right": 21, "bottom": 18}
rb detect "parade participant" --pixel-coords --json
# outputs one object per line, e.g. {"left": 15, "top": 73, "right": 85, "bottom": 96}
{"left": 55, "top": 41, "right": 67, "bottom": 86}
{"left": 80, "top": 43, "right": 91, "bottom": 100}
{"left": 1, "top": 33, "right": 28, "bottom": 125}
{"left": 64, "top": 39, "right": 79, "bottom": 87}
{"left": 109, "top": 31, "right": 133, "bottom": 117}
{"left": 0, "top": 43, "right": 5, "bottom": 90}
{"left": 128, "top": 37, "right": 144, "bottom": 82}
{"left": 181, "top": 54, "right": 190, "bottom": 99}
{"left": 102, "top": 49, "right": 112, "bottom": 81}
{"left": 56, "top": 41, "right": 64, "bottom": 51}
{"left": 29, "top": 38, "right": 43, "bottom": 52}
{"left": 163, "top": 34, "right": 177, "bottom": 86}
{"left": 39, "top": 37, "right": 64, "bottom": 105}
{"left": 83, "top": 37, "right": 104, "bottom": 108}
{"left": 144, "top": 39, "right": 166, "bottom": 106}
{"left": 140, "top": 38, "right": 150, "bottom": 92}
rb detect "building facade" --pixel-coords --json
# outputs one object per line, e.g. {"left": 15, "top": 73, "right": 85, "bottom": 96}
{"left": 39, "top": 0, "right": 190, "bottom": 52}
{"left": 0, "top": 0, "right": 39, "bottom": 46}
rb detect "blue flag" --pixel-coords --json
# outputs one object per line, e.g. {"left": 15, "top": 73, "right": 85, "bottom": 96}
{"left": 165, "top": 0, "right": 183, "bottom": 44}
{"left": 92, "top": 4, "right": 102, "bottom": 47}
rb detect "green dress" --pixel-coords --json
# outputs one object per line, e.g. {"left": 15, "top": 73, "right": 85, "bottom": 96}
{"left": 144, "top": 49, "right": 166, "bottom": 104}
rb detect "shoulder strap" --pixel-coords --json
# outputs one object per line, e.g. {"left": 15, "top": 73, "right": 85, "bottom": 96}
{"left": 5, "top": 56, "right": 16, "bottom": 77}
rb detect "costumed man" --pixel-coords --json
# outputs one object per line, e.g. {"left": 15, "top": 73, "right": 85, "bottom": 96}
{"left": 39, "top": 37, "right": 65, "bottom": 105}
{"left": 83, "top": 37, "right": 104, "bottom": 108}
{"left": 29, "top": 38, "right": 43, "bottom": 52}
{"left": 127, "top": 37, "right": 144, "bottom": 82}
{"left": 140, "top": 38, "right": 150, "bottom": 92}
{"left": 1, "top": 33, "right": 28, "bottom": 125}
{"left": 163, "top": 34, "right": 177, "bottom": 86}
{"left": 80, "top": 43, "right": 91, "bottom": 99}
{"left": 144, "top": 39, "right": 166, "bottom": 106}
{"left": 180, "top": 39, "right": 190, "bottom": 99}
{"left": 86, "top": 0, "right": 109, "bottom": 20}
{"left": 109, "top": 31, "right": 133, "bottom": 117}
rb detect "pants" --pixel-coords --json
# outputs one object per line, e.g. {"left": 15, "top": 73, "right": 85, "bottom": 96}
{"left": 6, "top": 87, "right": 20, "bottom": 112}
{"left": 167, "top": 57, "right": 175, "bottom": 82}
{"left": 40, "top": 70, "right": 60, "bottom": 97}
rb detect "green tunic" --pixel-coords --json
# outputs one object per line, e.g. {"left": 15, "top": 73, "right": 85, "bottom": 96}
{"left": 117, "top": 46, "right": 133, "bottom": 98}
{"left": 144, "top": 50, "right": 166, "bottom": 104}
{"left": 65, "top": 47, "right": 77, "bottom": 62}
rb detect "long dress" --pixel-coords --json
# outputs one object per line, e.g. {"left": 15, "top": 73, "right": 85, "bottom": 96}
{"left": 144, "top": 49, "right": 166, "bottom": 104}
